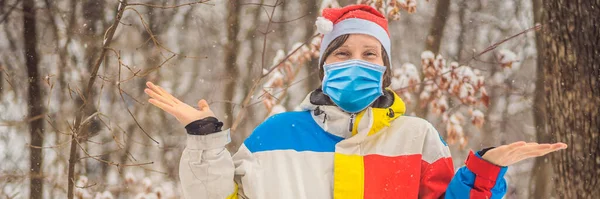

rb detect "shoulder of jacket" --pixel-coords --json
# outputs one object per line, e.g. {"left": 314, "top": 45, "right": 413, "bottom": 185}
{"left": 391, "top": 116, "right": 435, "bottom": 131}
{"left": 257, "top": 111, "right": 312, "bottom": 129}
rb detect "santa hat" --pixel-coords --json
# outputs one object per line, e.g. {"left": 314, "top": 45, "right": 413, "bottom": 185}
{"left": 316, "top": 5, "right": 391, "bottom": 66}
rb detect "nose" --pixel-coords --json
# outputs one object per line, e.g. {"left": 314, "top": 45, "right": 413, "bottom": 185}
{"left": 351, "top": 53, "right": 363, "bottom": 61}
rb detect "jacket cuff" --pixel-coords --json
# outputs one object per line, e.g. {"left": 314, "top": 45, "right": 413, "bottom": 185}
{"left": 477, "top": 147, "right": 495, "bottom": 157}
{"left": 186, "top": 129, "right": 231, "bottom": 150}
{"left": 185, "top": 117, "right": 223, "bottom": 135}
{"left": 465, "top": 151, "right": 507, "bottom": 181}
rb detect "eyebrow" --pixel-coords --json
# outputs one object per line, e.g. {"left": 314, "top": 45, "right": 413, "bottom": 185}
{"left": 340, "top": 45, "right": 379, "bottom": 48}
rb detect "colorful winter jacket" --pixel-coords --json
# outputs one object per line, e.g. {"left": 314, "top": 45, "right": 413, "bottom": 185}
{"left": 179, "top": 89, "right": 507, "bottom": 199}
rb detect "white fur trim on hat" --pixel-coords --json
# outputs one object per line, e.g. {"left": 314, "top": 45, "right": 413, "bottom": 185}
{"left": 315, "top": 17, "right": 333, "bottom": 35}
{"left": 318, "top": 18, "right": 392, "bottom": 67}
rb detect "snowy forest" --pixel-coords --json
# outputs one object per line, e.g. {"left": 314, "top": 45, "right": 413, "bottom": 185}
{"left": 0, "top": 0, "right": 598, "bottom": 198}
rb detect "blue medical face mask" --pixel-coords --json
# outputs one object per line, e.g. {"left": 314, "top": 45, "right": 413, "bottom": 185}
{"left": 322, "top": 59, "right": 386, "bottom": 113}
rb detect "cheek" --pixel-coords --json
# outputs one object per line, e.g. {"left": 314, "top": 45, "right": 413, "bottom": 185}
{"left": 366, "top": 57, "right": 385, "bottom": 66}
{"left": 324, "top": 55, "right": 342, "bottom": 65}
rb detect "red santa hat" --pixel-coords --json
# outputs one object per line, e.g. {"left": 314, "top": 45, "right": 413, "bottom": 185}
{"left": 316, "top": 5, "right": 392, "bottom": 66}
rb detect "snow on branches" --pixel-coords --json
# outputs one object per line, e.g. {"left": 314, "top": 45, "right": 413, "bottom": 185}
{"left": 497, "top": 49, "right": 518, "bottom": 69}
{"left": 392, "top": 51, "right": 489, "bottom": 148}
{"left": 262, "top": 37, "right": 322, "bottom": 116}
{"left": 413, "top": 51, "right": 488, "bottom": 108}
{"left": 357, "top": 0, "right": 417, "bottom": 20}
{"left": 391, "top": 63, "right": 420, "bottom": 104}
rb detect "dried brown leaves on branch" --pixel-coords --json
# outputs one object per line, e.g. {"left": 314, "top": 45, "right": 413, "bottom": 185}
{"left": 419, "top": 52, "right": 487, "bottom": 148}
{"left": 358, "top": 0, "right": 417, "bottom": 20}
{"left": 230, "top": 0, "right": 318, "bottom": 131}
{"left": 261, "top": 36, "right": 322, "bottom": 115}
{"left": 389, "top": 23, "right": 539, "bottom": 148}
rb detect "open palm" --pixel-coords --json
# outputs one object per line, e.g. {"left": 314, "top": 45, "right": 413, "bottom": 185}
{"left": 144, "top": 81, "right": 215, "bottom": 126}
{"left": 482, "top": 141, "right": 567, "bottom": 167}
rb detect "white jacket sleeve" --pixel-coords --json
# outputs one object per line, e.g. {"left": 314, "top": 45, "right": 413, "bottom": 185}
{"left": 179, "top": 129, "right": 236, "bottom": 199}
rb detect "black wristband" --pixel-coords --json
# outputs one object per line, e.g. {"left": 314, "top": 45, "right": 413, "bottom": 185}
{"left": 185, "top": 117, "right": 223, "bottom": 135}
{"left": 477, "top": 147, "right": 496, "bottom": 156}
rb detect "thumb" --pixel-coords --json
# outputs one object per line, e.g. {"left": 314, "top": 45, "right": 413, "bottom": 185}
{"left": 197, "top": 99, "right": 210, "bottom": 111}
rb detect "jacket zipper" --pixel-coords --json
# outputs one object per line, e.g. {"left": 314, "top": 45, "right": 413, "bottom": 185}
{"left": 349, "top": 113, "right": 356, "bottom": 133}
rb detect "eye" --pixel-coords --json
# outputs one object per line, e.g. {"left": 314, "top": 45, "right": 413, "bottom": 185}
{"left": 364, "top": 51, "right": 378, "bottom": 58}
{"left": 335, "top": 51, "right": 350, "bottom": 57}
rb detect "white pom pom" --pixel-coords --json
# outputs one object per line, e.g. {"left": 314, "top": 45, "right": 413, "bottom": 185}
{"left": 315, "top": 17, "right": 333, "bottom": 34}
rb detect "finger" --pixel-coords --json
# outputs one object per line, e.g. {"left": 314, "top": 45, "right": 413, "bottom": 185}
{"left": 148, "top": 99, "right": 175, "bottom": 114}
{"left": 511, "top": 143, "right": 566, "bottom": 155}
{"left": 508, "top": 144, "right": 553, "bottom": 161}
{"left": 145, "top": 88, "right": 172, "bottom": 105}
{"left": 497, "top": 142, "right": 539, "bottom": 163}
{"left": 553, "top": 142, "right": 568, "bottom": 149}
{"left": 146, "top": 82, "right": 170, "bottom": 102}
{"left": 501, "top": 141, "right": 527, "bottom": 153}
{"left": 145, "top": 88, "right": 175, "bottom": 107}
{"left": 536, "top": 143, "right": 567, "bottom": 155}
{"left": 146, "top": 81, "right": 163, "bottom": 95}
{"left": 513, "top": 143, "right": 552, "bottom": 156}
{"left": 198, "top": 99, "right": 210, "bottom": 111}
{"left": 511, "top": 145, "right": 563, "bottom": 164}
{"left": 504, "top": 142, "right": 534, "bottom": 156}
{"left": 485, "top": 141, "right": 526, "bottom": 157}
{"left": 147, "top": 81, "right": 180, "bottom": 104}
{"left": 157, "top": 85, "right": 182, "bottom": 104}
{"left": 146, "top": 82, "right": 172, "bottom": 101}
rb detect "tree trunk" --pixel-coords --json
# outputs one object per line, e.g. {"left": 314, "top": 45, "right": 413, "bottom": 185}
{"left": 424, "top": 0, "right": 450, "bottom": 55}
{"left": 415, "top": 0, "right": 451, "bottom": 118}
{"left": 542, "top": 1, "right": 600, "bottom": 198}
{"left": 303, "top": 0, "right": 319, "bottom": 93}
{"left": 23, "top": 0, "right": 45, "bottom": 198}
{"left": 455, "top": 0, "right": 467, "bottom": 61}
{"left": 529, "top": 0, "right": 554, "bottom": 197}
{"left": 223, "top": 1, "right": 241, "bottom": 128}
{"left": 1, "top": 61, "right": 3, "bottom": 98}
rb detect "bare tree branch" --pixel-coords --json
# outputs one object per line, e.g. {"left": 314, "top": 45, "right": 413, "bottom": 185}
{"left": 67, "top": 1, "right": 128, "bottom": 198}
{"left": 127, "top": 0, "right": 213, "bottom": 9}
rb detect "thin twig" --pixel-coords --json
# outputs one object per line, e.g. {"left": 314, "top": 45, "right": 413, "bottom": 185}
{"left": 127, "top": 0, "right": 213, "bottom": 9}
{"left": 248, "top": 70, "right": 318, "bottom": 107}
{"left": 0, "top": 113, "right": 45, "bottom": 126}
{"left": 125, "top": 7, "right": 176, "bottom": 55}
{"left": 117, "top": 58, "right": 159, "bottom": 144}
{"left": 138, "top": 54, "right": 177, "bottom": 77}
{"left": 395, "top": 24, "right": 540, "bottom": 93}
{"left": 472, "top": 24, "right": 540, "bottom": 59}
{"left": 0, "top": 1, "right": 21, "bottom": 24}
{"left": 67, "top": 1, "right": 128, "bottom": 198}
{"left": 262, "top": 33, "right": 319, "bottom": 78}
{"left": 231, "top": 32, "right": 318, "bottom": 130}
{"left": 26, "top": 139, "right": 72, "bottom": 149}
{"left": 75, "top": 138, "right": 153, "bottom": 168}
{"left": 2, "top": 70, "right": 15, "bottom": 91}
{"left": 260, "top": 0, "right": 280, "bottom": 71}
{"left": 240, "top": 2, "right": 277, "bottom": 7}
{"left": 119, "top": 88, "right": 144, "bottom": 105}
{"left": 272, "top": 12, "right": 310, "bottom": 23}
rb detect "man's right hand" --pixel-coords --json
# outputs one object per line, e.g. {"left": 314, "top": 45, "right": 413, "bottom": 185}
{"left": 144, "top": 81, "right": 215, "bottom": 126}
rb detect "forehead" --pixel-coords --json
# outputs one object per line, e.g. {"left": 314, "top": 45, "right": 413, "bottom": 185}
{"left": 342, "top": 34, "right": 382, "bottom": 47}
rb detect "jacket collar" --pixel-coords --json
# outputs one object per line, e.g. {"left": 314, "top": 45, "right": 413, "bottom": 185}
{"left": 299, "top": 88, "right": 406, "bottom": 139}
